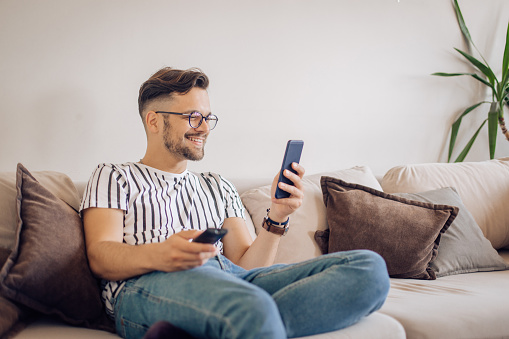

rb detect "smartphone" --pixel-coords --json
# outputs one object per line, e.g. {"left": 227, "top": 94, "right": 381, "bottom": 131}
{"left": 275, "top": 140, "right": 304, "bottom": 199}
{"left": 193, "top": 228, "right": 228, "bottom": 244}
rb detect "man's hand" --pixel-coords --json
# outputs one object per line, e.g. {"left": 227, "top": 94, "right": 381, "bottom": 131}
{"left": 154, "top": 230, "right": 219, "bottom": 272}
{"left": 269, "top": 162, "right": 305, "bottom": 222}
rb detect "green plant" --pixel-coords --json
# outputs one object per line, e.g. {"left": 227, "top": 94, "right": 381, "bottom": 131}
{"left": 433, "top": 0, "right": 509, "bottom": 162}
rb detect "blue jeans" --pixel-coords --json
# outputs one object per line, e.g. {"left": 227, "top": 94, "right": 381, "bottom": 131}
{"left": 113, "top": 250, "right": 389, "bottom": 339}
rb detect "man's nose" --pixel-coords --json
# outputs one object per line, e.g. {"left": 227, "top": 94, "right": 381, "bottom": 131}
{"left": 194, "top": 118, "right": 210, "bottom": 133}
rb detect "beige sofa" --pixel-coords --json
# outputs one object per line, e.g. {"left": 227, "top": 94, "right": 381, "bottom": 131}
{"left": 1, "top": 159, "right": 509, "bottom": 339}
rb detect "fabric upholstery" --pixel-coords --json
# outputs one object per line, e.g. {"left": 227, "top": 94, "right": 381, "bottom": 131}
{"left": 382, "top": 158, "right": 509, "bottom": 249}
{"left": 0, "top": 295, "right": 30, "bottom": 339}
{"left": 392, "top": 187, "right": 508, "bottom": 277}
{"left": 380, "top": 259, "right": 509, "bottom": 339}
{"left": 12, "top": 311, "right": 407, "bottom": 339}
{"left": 0, "top": 164, "right": 114, "bottom": 332}
{"left": 316, "top": 177, "right": 458, "bottom": 279}
{"left": 0, "top": 169, "right": 81, "bottom": 251}
{"left": 241, "top": 166, "right": 382, "bottom": 264}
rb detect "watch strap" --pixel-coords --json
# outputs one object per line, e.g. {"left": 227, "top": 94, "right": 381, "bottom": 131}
{"left": 262, "top": 216, "right": 289, "bottom": 236}
{"left": 264, "top": 209, "right": 289, "bottom": 225}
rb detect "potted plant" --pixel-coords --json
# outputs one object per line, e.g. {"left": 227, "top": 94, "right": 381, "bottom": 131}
{"left": 433, "top": 0, "right": 509, "bottom": 162}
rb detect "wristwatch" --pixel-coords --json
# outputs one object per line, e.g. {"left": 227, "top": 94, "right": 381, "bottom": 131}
{"left": 261, "top": 209, "right": 289, "bottom": 236}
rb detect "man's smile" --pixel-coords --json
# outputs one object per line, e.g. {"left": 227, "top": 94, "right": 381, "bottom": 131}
{"left": 186, "top": 134, "right": 207, "bottom": 147}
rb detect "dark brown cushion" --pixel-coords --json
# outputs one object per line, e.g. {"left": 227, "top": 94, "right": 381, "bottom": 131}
{"left": 0, "top": 247, "right": 10, "bottom": 271}
{"left": 0, "top": 164, "right": 114, "bottom": 332}
{"left": 0, "top": 294, "right": 32, "bottom": 339}
{"left": 315, "top": 177, "right": 459, "bottom": 279}
{"left": 0, "top": 247, "right": 26, "bottom": 338}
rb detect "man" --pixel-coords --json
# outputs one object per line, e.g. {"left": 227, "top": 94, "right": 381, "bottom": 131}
{"left": 80, "top": 67, "right": 389, "bottom": 339}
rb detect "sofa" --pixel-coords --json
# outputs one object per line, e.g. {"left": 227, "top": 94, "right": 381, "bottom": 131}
{"left": 1, "top": 158, "right": 509, "bottom": 339}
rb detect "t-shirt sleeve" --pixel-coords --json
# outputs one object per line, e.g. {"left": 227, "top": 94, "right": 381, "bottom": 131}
{"left": 217, "top": 175, "right": 246, "bottom": 220}
{"left": 79, "top": 163, "right": 129, "bottom": 213}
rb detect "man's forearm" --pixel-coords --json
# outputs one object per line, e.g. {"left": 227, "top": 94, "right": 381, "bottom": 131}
{"left": 87, "top": 241, "right": 157, "bottom": 281}
{"left": 86, "top": 231, "right": 219, "bottom": 281}
{"left": 235, "top": 230, "right": 282, "bottom": 270}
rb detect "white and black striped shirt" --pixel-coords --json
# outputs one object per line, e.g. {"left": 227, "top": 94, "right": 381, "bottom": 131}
{"left": 79, "top": 162, "right": 245, "bottom": 317}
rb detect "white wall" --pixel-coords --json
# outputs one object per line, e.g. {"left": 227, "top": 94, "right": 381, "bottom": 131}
{"left": 1, "top": 0, "right": 508, "bottom": 183}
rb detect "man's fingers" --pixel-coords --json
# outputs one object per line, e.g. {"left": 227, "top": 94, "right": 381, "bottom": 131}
{"left": 278, "top": 181, "right": 304, "bottom": 199}
{"left": 291, "top": 162, "right": 306, "bottom": 177}
{"left": 178, "top": 229, "right": 203, "bottom": 240}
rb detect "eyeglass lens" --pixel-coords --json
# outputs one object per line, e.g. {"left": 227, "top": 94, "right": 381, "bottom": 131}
{"left": 189, "top": 112, "right": 218, "bottom": 130}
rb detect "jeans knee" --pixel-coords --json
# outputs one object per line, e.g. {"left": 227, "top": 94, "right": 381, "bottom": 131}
{"left": 223, "top": 286, "right": 286, "bottom": 339}
{"left": 354, "top": 250, "right": 390, "bottom": 306}
{"left": 236, "top": 288, "right": 279, "bottom": 321}
{"left": 250, "top": 290, "right": 278, "bottom": 315}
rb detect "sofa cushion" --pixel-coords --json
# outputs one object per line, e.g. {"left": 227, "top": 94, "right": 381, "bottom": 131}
{"left": 393, "top": 187, "right": 508, "bottom": 277}
{"left": 381, "top": 158, "right": 509, "bottom": 249}
{"left": 0, "top": 168, "right": 81, "bottom": 253}
{"left": 240, "top": 166, "right": 382, "bottom": 264}
{"left": 16, "top": 311, "right": 406, "bottom": 339}
{"left": 0, "top": 247, "right": 26, "bottom": 339}
{"left": 380, "top": 261, "right": 509, "bottom": 339}
{"left": 0, "top": 164, "right": 114, "bottom": 332}
{"left": 0, "top": 295, "right": 27, "bottom": 338}
{"left": 315, "top": 177, "right": 458, "bottom": 279}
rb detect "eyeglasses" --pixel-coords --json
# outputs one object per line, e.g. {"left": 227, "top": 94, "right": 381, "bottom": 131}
{"left": 155, "top": 111, "right": 218, "bottom": 130}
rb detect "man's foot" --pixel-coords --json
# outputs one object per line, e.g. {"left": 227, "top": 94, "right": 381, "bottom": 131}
{"left": 143, "top": 321, "right": 196, "bottom": 339}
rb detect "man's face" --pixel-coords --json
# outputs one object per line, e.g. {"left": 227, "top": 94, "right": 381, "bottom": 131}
{"left": 160, "top": 87, "right": 211, "bottom": 162}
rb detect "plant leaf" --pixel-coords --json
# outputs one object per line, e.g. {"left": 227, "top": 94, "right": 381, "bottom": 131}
{"left": 448, "top": 101, "right": 486, "bottom": 162}
{"left": 449, "top": 119, "right": 462, "bottom": 162}
{"left": 488, "top": 102, "right": 499, "bottom": 159}
{"left": 454, "top": 119, "right": 487, "bottom": 162}
{"left": 503, "top": 21, "right": 509, "bottom": 85}
{"left": 501, "top": 72, "right": 509, "bottom": 94}
{"left": 452, "top": 0, "right": 492, "bottom": 68}
{"left": 470, "top": 74, "right": 495, "bottom": 90}
{"left": 432, "top": 72, "right": 473, "bottom": 77}
{"left": 453, "top": 0, "right": 473, "bottom": 47}
{"left": 455, "top": 48, "right": 497, "bottom": 85}
{"left": 432, "top": 72, "right": 493, "bottom": 89}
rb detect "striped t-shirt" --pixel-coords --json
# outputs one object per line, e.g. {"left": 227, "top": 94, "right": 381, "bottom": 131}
{"left": 79, "top": 162, "right": 246, "bottom": 317}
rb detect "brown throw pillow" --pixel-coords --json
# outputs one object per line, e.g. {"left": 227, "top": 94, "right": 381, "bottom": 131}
{"left": 0, "top": 164, "right": 114, "bottom": 332}
{"left": 315, "top": 177, "right": 459, "bottom": 279}
{"left": 0, "top": 247, "right": 27, "bottom": 338}
{"left": 0, "top": 295, "right": 32, "bottom": 339}
{"left": 0, "top": 248, "right": 10, "bottom": 271}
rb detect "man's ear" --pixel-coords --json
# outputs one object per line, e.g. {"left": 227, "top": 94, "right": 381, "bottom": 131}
{"left": 145, "top": 111, "right": 160, "bottom": 134}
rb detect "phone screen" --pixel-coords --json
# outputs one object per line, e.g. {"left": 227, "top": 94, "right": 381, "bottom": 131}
{"left": 275, "top": 140, "right": 304, "bottom": 199}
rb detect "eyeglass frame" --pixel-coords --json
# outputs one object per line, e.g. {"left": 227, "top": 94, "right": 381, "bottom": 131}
{"left": 154, "top": 111, "right": 219, "bottom": 130}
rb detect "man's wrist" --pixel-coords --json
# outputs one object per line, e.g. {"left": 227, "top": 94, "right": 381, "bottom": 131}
{"left": 262, "top": 209, "right": 289, "bottom": 236}
{"left": 267, "top": 207, "right": 289, "bottom": 224}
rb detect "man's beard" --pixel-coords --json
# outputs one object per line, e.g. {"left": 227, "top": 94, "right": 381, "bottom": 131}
{"left": 163, "top": 118, "right": 206, "bottom": 161}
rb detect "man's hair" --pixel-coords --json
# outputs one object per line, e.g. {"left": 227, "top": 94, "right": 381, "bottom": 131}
{"left": 138, "top": 67, "right": 209, "bottom": 116}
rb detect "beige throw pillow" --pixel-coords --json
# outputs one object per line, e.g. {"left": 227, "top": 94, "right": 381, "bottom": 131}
{"left": 382, "top": 158, "right": 509, "bottom": 249}
{"left": 240, "top": 166, "right": 382, "bottom": 264}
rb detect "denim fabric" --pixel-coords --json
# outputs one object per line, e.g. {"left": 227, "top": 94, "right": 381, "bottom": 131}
{"left": 113, "top": 250, "right": 389, "bottom": 339}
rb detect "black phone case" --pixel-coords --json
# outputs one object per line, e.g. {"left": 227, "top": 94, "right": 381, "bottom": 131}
{"left": 193, "top": 228, "right": 228, "bottom": 244}
{"left": 275, "top": 140, "right": 304, "bottom": 199}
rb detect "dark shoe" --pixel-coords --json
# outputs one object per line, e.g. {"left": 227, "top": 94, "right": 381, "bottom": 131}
{"left": 143, "top": 321, "right": 196, "bottom": 339}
